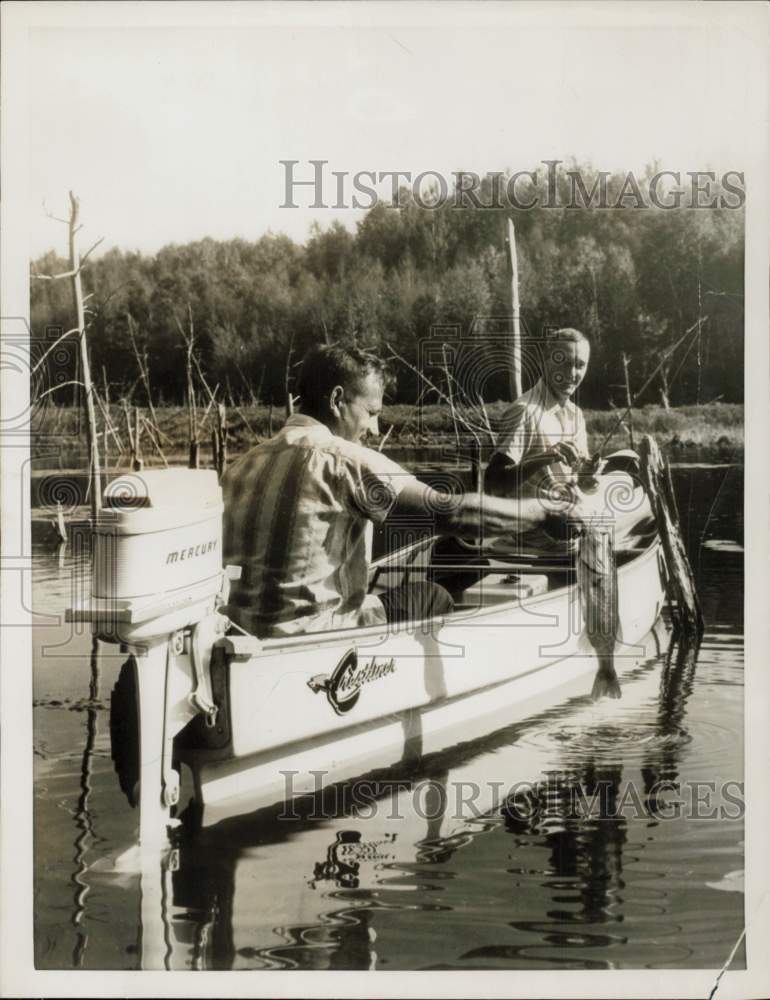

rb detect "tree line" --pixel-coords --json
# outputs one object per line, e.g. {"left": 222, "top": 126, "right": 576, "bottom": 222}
{"left": 30, "top": 162, "right": 744, "bottom": 411}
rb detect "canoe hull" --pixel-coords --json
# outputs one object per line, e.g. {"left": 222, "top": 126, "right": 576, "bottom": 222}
{"left": 185, "top": 539, "right": 666, "bottom": 825}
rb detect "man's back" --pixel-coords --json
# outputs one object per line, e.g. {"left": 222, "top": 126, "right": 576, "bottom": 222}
{"left": 222, "top": 414, "right": 410, "bottom": 637}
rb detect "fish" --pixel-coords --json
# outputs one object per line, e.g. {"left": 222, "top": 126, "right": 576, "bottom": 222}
{"left": 577, "top": 519, "right": 621, "bottom": 700}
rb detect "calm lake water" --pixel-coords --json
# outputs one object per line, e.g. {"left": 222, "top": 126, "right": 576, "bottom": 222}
{"left": 32, "top": 465, "right": 744, "bottom": 971}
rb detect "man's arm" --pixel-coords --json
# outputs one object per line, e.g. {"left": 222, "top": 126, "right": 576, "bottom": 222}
{"left": 485, "top": 443, "right": 583, "bottom": 497}
{"left": 387, "top": 479, "right": 550, "bottom": 537}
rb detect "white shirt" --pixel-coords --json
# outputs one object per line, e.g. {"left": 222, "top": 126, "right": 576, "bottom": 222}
{"left": 495, "top": 377, "right": 589, "bottom": 466}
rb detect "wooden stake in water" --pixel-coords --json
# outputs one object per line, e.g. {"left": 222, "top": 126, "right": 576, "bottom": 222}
{"left": 54, "top": 501, "right": 68, "bottom": 546}
{"left": 506, "top": 218, "right": 523, "bottom": 401}
{"left": 216, "top": 402, "right": 228, "bottom": 479}
{"left": 132, "top": 406, "right": 143, "bottom": 472}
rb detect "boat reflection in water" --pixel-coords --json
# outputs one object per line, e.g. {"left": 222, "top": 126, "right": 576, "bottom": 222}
{"left": 100, "top": 621, "right": 723, "bottom": 972}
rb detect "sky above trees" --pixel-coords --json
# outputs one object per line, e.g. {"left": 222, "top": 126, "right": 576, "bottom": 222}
{"left": 26, "top": 7, "right": 760, "bottom": 257}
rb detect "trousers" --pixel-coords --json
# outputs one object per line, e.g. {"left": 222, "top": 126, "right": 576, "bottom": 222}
{"left": 376, "top": 581, "right": 454, "bottom": 623}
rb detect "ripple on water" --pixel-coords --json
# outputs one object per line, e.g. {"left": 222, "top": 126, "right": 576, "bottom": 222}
{"left": 515, "top": 711, "right": 690, "bottom": 770}
{"left": 525, "top": 712, "right": 740, "bottom": 773}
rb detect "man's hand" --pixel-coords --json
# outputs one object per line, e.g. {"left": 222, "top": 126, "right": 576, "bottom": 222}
{"left": 551, "top": 441, "right": 582, "bottom": 467}
{"left": 575, "top": 453, "right": 606, "bottom": 494}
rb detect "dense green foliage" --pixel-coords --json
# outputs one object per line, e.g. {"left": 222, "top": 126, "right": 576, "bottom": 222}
{"left": 31, "top": 163, "right": 744, "bottom": 409}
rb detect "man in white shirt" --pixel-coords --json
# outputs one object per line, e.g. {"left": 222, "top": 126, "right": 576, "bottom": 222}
{"left": 486, "top": 328, "right": 592, "bottom": 498}
{"left": 480, "top": 328, "right": 653, "bottom": 557}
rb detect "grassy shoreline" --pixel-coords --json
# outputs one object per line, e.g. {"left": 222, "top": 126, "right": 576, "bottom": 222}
{"left": 33, "top": 400, "right": 743, "bottom": 468}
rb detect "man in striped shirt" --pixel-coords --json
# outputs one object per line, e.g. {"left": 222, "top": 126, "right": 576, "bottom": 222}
{"left": 222, "top": 344, "right": 555, "bottom": 638}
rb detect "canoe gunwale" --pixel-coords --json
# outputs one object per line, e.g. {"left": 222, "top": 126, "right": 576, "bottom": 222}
{"left": 219, "top": 533, "right": 662, "bottom": 659}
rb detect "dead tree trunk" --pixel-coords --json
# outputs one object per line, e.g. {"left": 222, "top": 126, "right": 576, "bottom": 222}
{"left": 506, "top": 218, "right": 523, "bottom": 400}
{"left": 132, "top": 406, "right": 143, "bottom": 471}
{"left": 621, "top": 353, "right": 634, "bottom": 449}
{"left": 67, "top": 193, "right": 102, "bottom": 517}
{"left": 285, "top": 333, "right": 296, "bottom": 418}
{"left": 659, "top": 363, "right": 671, "bottom": 410}
{"left": 127, "top": 313, "right": 166, "bottom": 439}
{"left": 175, "top": 306, "right": 200, "bottom": 468}
{"left": 215, "top": 403, "right": 227, "bottom": 478}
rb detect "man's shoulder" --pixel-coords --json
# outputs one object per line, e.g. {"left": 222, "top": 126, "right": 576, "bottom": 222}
{"left": 329, "top": 437, "right": 408, "bottom": 478}
{"left": 224, "top": 432, "right": 408, "bottom": 481}
{"left": 499, "top": 387, "right": 538, "bottom": 423}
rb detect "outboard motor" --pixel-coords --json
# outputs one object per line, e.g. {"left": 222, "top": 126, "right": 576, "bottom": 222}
{"left": 68, "top": 468, "right": 235, "bottom": 845}
{"left": 91, "top": 468, "right": 225, "bottom": 642}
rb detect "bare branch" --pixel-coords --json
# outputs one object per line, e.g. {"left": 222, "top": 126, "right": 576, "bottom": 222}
{"left": 127, "top": 313, "right": 172, "bottom": 444}
{"left": 475, "top": 390, "right": 494, "bottom": 440}
{"left": 92, "top": 385, "right": 124, "bottom": 452}
{"left": 31, "top": 267, "right": 79, "bottom": 282}
{"left": 31, "top": 328, "right": 80, "bottom": 373}
{"left": 79, "top": 236, "right": 104, "bottom": 265}
{"left": 377, "top": 423, "right": 394, "bottom": 453}
{"left": 123, "top": 375, "right": 140, "bottom": 403}
{"left": 173, "top": 310, "right": 192, "bottom": 347}
{"left": 385, "top": 342, "right": 482, "bottom": 444}
{"left": 191, "top": 352, "right": 218, "bottom": 406}
{"left": 42, "top": 199, "right": 70, "bottom": 225}
{"left": 199, "top": 383, "right": 221, "bottom": 427}
{"left": 35, "top": 380, "right": 85, "bottom": 402}
{"left": 233, "top": 358, "right": 258, "bottom": 405}
{"left": 30, "top": 236, "right": 102, "bottom": 281}
{"left": 141, "top": 414, "right": 169, "bottom": 467}
{"left": 98, "top": 280, "right": 133, "bottom": 312}
{"left": 597, "top": 316, "right": 708, "bottom": 455}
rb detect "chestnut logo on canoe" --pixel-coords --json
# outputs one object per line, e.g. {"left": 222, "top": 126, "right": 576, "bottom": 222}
{"left": 308, "top": 649, "right": 396, "bottom": 715}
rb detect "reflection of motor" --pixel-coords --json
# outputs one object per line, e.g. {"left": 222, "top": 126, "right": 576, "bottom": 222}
{"left": 110, "top": 658, "right": 140, "bottom": 808}
{"left": 312, "top": 831, "right": 362, "bottom": 889}
{"left": 501, "top": 782, "right": 544, "bottom": 831}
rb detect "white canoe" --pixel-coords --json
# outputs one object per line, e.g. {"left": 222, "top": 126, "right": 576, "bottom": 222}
{"left": 169, "top": 532, "right": 666, "bottom": 829}
{"left": 69, "top": 461, "right": 666, "bottom": 846}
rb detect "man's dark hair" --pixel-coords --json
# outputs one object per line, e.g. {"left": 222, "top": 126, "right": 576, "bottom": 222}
{"left": 298, "top": 342, "right": 389, "bottom": 416}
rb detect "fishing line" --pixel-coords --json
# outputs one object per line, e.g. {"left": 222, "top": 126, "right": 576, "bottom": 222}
{"left": 666, "top": 323, "right": 704, "bottom": 390}
{"left": 595, "top": 318, "right": 707, "bottom": 457}
{"left": 698, "top": 465, "right": 734, "bottom": 546}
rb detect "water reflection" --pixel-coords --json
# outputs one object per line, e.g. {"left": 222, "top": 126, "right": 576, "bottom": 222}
{"left": 126, "top": 629, "right": 713, "bottom": 972}
{"left": 70, "top": 635, "right": 101, "bottom": 968}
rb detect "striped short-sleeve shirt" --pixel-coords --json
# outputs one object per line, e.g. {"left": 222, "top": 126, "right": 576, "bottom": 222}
{"left": 221, "top": 414, "right": 416, "bottom": 637}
